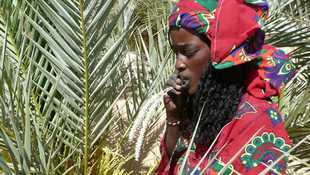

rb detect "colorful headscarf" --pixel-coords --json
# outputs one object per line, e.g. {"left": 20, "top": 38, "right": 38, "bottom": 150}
{"left": 168, "top": 0, "right": 296, "bottom": 98}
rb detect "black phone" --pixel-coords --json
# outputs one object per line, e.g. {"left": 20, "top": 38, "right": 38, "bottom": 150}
{"left": 167, "top": 89, "right": 177, "bottom": 103}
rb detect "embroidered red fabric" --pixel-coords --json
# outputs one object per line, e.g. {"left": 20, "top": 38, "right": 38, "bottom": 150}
{"left": 156, "top": 93, "right": 292, "bottom": 174}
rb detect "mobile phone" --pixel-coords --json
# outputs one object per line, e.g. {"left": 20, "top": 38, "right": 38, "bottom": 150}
{"left": 167, "top": 89, "right": 177, "bottom": 103}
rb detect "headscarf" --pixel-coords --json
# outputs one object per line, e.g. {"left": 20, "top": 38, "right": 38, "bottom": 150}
{"left": 168, "top": 0, "right": 296, "bottom": 99}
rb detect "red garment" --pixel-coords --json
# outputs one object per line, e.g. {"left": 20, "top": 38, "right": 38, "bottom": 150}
{"left": 156, "top": 92, "right": 291, "bottom": 175}
{"left": 161, "top": 0, "right": 295, "bottom": 174}
{"left": 168, "top": 0, "right": 297, "bottom": 99}
{"left": 169, "top": 0, "right": 269, "bottom": 66}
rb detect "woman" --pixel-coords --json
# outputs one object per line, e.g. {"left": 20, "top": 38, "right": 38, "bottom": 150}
{"left": 156, "top": 0, "right": 296, "bottom": 174}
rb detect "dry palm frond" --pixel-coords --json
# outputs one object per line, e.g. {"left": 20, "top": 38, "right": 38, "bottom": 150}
{"left": 129, "top": 87, "right": 172, "bottom": 161}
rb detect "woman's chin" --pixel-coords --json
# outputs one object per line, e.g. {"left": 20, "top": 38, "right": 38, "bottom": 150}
{"left": 187, "top": 87, "right": 197, "bottom": 95}
{"left": 187, "top": 82, "right": 202, "bottom": 95}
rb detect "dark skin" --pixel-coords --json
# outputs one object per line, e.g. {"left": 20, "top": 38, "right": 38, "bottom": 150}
{"left": 164, "top": 28, "right": 211, "bottom": 156}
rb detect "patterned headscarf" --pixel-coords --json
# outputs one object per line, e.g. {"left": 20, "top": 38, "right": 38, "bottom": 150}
{"left": 168, "top": 0, "right": 296, "bottom": 98}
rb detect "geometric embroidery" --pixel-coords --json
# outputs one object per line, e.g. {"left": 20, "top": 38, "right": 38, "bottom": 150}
{"left": 177, "top": 157, "right": 201, "bottom": 175}
{"left": 240, "top": 132, "right": 291, "bottom": 174}
{"left": 236, "top": 101, "right": 257, "bottom": 118}
{"left": 265, "top": 50, "right": 296, "bottom": 90}
{"left": 176, "top": 140, "right": 199, "bottom": 175}
{"left": 266, "top": 108, "right": 282, "bottom": 126}
{"left": 209, "top": 159, "right": 235, "bottom": 175}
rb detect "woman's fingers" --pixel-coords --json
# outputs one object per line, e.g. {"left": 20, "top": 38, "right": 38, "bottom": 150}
{"left": 163, "top": 73, "right": 187, "bottom": 116}
{"left": 163, "top": 73, "right": 188, "bottom": 119}
{"left": 168, "top": 88, "right": 181, "bottom": 95}
{"left": 163, "top": 95, "right": 176, "bottom": 112}
{"left": 165, "top": 74, "right": 182, "bottom": 94}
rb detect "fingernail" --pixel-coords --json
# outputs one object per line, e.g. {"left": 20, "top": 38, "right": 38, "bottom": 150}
{"left": 164, "top": 97, "right": 170, "bottom": 104}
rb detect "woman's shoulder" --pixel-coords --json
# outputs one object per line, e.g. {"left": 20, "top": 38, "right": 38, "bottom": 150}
{"left": 209, "top": 93, "right": 292, "bottom": 174}
{"left": 229, "top": 92, "right": 290, "bottom": 137}
{"left": 216, "top": 92, "right": 292, "bottom": 151}
{"left": 215, "top": 92, "right": 291, "bottom": 145}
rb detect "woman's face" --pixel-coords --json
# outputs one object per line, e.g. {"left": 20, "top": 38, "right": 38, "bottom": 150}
{"left": 169, "top": 28, "right": 211, "bottom": 95}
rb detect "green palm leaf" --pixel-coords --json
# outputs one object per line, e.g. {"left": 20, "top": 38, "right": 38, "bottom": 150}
{"left": 1, "top": 0, "right": 135, "bottom": 174}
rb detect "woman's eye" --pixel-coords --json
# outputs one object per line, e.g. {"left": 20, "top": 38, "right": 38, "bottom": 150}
{"left": 171, "top": 45, "right": 199, "bottom": 57}
{"left": 181, "top": 49, "right": 198, "bottom": 57}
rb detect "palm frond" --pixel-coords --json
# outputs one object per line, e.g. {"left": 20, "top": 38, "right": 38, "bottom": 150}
{"left": 0, "top": 0, "right": 136, "bottom": 174}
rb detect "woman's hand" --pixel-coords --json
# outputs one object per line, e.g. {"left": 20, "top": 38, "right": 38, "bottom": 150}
{"left": 163, "top": 72, "right": 188, "bottom": 156}
{"left": 164, "top": 72, "right": 187, "bottom": 120}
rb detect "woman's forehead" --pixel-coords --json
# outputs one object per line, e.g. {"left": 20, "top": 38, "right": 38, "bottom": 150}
{"left": 170, "top": 28, "right": 203, "bottom": 44}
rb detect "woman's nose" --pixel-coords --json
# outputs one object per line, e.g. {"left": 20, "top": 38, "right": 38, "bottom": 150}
{"left": 175, "top": 56, "right": 186, "bottom": 72}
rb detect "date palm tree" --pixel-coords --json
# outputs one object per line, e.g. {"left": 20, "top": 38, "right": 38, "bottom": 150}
{"left": 0, "top": 0, "right": 136, "bottom": 174}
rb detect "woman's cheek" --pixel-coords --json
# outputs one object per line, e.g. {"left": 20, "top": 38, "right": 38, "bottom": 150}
{"left": 188, "top": 75, "right": 200, "bottom": 94}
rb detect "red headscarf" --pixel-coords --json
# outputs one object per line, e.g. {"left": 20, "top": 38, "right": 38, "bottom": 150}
{"left": 169, "top": 0, "right": 296, "bottom": 98}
